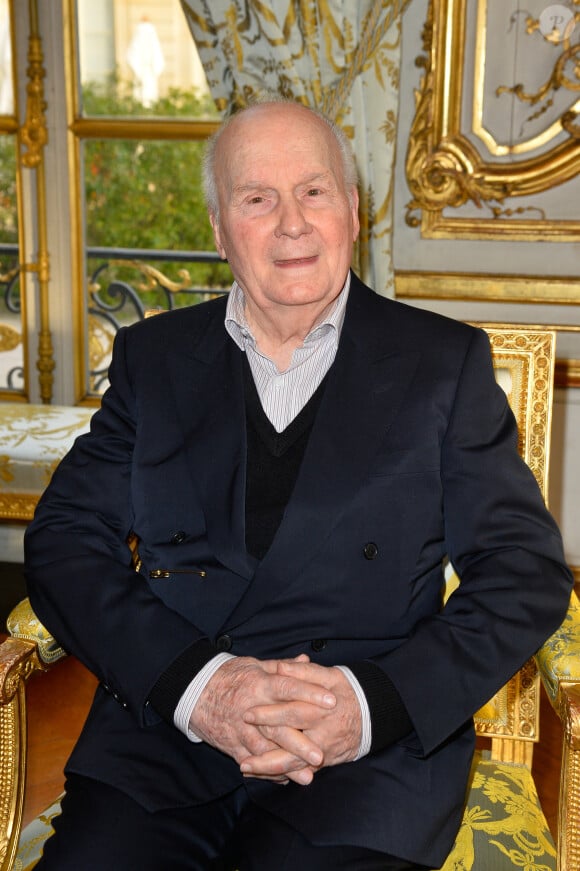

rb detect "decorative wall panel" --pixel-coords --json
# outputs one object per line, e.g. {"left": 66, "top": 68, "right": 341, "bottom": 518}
{"left": 405, "top": 0, "right": 580, "bottom": 242}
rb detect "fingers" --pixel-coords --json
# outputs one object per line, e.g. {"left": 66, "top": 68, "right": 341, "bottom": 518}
{"left": 255, "top": 664, "right": 363, "bottom": 768}
{"left": 241, "top": 719, "right": 324, "bottom": 770}
{"left": 276, "top": 659, "right": 335, "bottom": 686}
{"left": 257, "top": 722, "right": 323, "bottom": 766}
{"left": 238, "top": 725, "right": 281, "bottom": 759}
{"left": 271, "top": 671, "right": 336, "bottom": 709}
{"left": 216, "top": 657, "right": 336, "bottom": 710}
{"left": 188, "top": 655, "right": 340, "bottom": 785}
{"left": 244, "top": 699, "right": 330, "bottom": 732}
{"left": 240, "top": 745, "right": 317, "bottom": 786}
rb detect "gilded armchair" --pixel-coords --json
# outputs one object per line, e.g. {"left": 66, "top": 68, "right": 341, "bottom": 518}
{"left": 1, "top": 326, "right": 579, "bottom": 871}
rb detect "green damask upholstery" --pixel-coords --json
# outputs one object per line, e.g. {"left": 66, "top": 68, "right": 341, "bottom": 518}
{"left": 536, "top": 591, "right": 580, "bottom": 706}
{"left": 439, "top": 752, "right": 556, "bottom": 871}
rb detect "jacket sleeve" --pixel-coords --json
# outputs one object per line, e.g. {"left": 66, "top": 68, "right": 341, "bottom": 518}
{"left": 24, "top": 326, "right": 218, "bottom": 727}
{"left": 357, "top": 328, "right": 573, "bottom": 756}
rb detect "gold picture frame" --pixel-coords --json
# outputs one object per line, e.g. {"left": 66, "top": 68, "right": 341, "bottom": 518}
{"left": 405, "top": 0, "right": 580, "bottom": 241}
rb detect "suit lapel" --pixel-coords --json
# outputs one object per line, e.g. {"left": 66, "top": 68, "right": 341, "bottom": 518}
{"left": 164, "top": 304, "right": 254, "bottom": 580}
{"left": 223, "top": 280, "right": 421, "bottom": 628}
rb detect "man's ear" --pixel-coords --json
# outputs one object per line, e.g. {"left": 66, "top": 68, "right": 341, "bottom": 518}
{"left": 209, "top": 213, "right": 226, "bottom": 260}
{"left": 350, "top": 187, "right": 361, "bottom": 242}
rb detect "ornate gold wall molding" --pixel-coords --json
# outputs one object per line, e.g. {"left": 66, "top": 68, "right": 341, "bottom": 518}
{"left": 395, "top": 270, "right": 580, "bottom": 388}
{"left": 395, "top": 270, "right": 580, "bottom": 303}
{"left": 555, "top": 359, "right": 580, "bottom": 388}
{"left": 405, "top": 0, "right": 580, "bottom": 241}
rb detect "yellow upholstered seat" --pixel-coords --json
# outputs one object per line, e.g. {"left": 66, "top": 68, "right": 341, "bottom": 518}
{"left": 441, "top": 752, "right": 556, "bottom": 871}
{"left": 1, "top": 326, "right": 579, "bottom": 870}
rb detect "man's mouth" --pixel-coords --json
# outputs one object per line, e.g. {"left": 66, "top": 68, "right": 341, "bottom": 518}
{"left": 274, "top": 255, "right": 318, "bottom": 268}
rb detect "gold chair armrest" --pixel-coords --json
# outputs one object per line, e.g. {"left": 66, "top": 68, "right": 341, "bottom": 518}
{"left": 0, "top": 635, "right": 45, "bottom": 705}
{"left": 0, "top": 600, "right": 64, "bottom": 871}
{"left": 535, "top": 590, "right": 580, "bottom": 708}
{"left": 0, "top": 637, "right": 45, "bottom": 871}
{"left": 556, "top": 682, "right": 580, "bottom": 871}
{"left": 534, "top": 592, "right": 580, "bottom": 871}
{"left": 560, "top": 682, "right": 580, "bottom": 753}
{"left": 6, "top": 597, "right": 67, "bottom": 666}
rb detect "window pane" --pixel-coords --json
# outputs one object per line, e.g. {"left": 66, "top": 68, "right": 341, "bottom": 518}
{"left": 77, "top": 0, "right": 216, "bottom": 118}
{"left": 0, "top": 133, "right": 23, "bottom": 393}
{"left": 0, "top": 0, "right": 14, "bottom": 116}
{"left": 83, "top": 137, "right": 232, "bottom": 395}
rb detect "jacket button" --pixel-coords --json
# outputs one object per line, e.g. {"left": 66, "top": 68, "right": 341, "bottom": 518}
{"left": 311, "top": 639, "right": 327, "bottom": 652}
{"left": 363, "top": 542, "right": 379, "bottom": 560}
{"left": 171, "top": 530, "right": 187, "bottom": 544}
{"left": 216, "top": 634, "right": 233, "bottom": 652}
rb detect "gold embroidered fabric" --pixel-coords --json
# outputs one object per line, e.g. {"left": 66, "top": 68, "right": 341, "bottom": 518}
{"left": 13, "top": 798, "right": 60, "bottom": 871}
{"left": 0, "top": 404, "right": 93, "bottom": 521}
{"left": 536, "top": 590, "right": 580, "bottom": 707}
{"left": 438, "top": 752, "right": 556, "bottom": 871}
{"left": 180, "top": 0, "right": 412, "bottom": 295}
{"left": 6, "top": 600, "right": 66, "bottom": 667}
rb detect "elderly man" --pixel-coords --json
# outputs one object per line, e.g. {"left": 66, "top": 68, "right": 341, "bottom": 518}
{"left": 25, "top": 99, "right": 572, "bottom": 870}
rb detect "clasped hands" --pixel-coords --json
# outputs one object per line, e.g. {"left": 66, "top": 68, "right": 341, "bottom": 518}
{"left": 189, "top": 654, "right": 362, "bottom": 786}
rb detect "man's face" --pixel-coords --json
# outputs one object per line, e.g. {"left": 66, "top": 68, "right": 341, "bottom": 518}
{"left": 210, "top": 103, "right": 360, "bottom": 323}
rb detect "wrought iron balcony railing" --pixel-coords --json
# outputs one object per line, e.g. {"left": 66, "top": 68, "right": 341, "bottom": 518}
{"left": 87, "top": 246, "right": 231, "bottom": 393}
{"left": 0, "top": 243, "right": 23, "bottom": 391}
{"left": 0, "top": 244, "right": 231, "bottom": 395}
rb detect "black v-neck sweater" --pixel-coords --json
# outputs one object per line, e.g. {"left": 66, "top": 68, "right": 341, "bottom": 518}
{"left": 243, "top": 356, "right": 328, "bottom": 561}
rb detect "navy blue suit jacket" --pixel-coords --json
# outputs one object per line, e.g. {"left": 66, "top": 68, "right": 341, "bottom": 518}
{"left": 24, "top": 275, "right": 572, "bottom": 866}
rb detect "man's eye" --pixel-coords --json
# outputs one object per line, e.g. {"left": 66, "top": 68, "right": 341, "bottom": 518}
{"left": 307, "top": 188, "right": 322, "bottom": 196}
{"left": 248, "top": 196, "right": 264, "bottom": 204}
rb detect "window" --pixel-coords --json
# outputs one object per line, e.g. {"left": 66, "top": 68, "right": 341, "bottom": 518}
{"left": 70, "top": 0, "right": 229, "bottom": 399}
{"left": 0, "top": 0, "right": 23, "bottom": 398}
{"left": 5, "top": 0, "right": 229, "bottom": 404}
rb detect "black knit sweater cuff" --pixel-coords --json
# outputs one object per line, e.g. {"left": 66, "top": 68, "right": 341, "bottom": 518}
{"left": 348, "top": 660, "right": 413, "bottom": 754}
{"left": 148, "top": 638, "right": 219, "bottom": 725}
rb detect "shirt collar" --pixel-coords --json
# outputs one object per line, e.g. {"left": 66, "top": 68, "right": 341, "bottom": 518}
{"left": 225, "top": 272, "right": 351, "bottom": 352}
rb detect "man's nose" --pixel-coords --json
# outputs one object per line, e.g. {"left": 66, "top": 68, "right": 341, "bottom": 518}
{"left": 274, "top": 197, "right": 311, "bottom": 238}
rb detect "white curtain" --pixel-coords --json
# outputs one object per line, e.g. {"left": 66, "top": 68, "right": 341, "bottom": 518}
{"left": 181, "top": 0, "right": 413, "bottom": 295}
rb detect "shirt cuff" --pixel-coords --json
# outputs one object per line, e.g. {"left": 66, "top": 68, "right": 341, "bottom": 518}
{"left": 173, "top": 659, "right": 373, "bottom": 755}
{"left": 174, "top": 653, "right": 235, "bottom": 742}
{"left": 336, "top": 665, "right": 372, "bottom": 760}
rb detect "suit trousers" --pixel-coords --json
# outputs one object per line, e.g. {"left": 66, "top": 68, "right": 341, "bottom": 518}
{"left": 35, "top": 774, "right": 425, "bottom": 870}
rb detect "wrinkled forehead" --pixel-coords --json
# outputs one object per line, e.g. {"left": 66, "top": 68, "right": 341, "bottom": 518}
{"left": 215, "top": 103, "right": 342, "bottom": 188}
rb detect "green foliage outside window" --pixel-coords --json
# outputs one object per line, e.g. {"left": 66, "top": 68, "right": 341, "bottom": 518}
{"left": 0, "top": 135, "right": 17, "bottom": 247}
{"left": 83, "top": 77, "right": 232, "bottom": 307}
{"left": 0, "top": 81, "right": 233, "bottom": 316}
{"left": 0, "top": 134, "right": 19, "bottom": 313}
